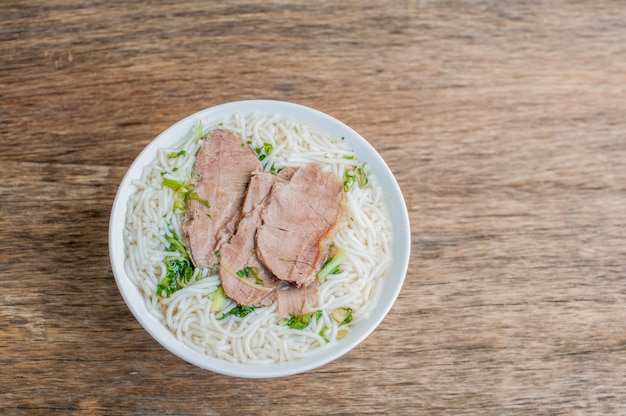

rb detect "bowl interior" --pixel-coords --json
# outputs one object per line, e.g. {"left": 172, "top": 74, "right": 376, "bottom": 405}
{"left": 109, "top": 100, "right": 410, "bottom": 378}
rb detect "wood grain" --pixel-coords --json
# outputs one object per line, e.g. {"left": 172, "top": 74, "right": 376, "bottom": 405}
{"left": 1, "top": 0, "right": 625, "bottom": 414}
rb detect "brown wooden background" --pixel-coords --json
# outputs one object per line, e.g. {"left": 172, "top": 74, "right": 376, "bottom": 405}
{"left": 2, "top": 1, "right": 625, "bottom": 414}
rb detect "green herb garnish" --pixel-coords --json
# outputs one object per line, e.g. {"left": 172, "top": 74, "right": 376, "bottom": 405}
{"left": 156, "top": 230, "right": 197, "bottom": 297}
{"left": 254, "top": 142, "right": 277, "bottom": 173}
{"left": 343, "top": 165, "right": 368, "bottom": 191}
{"left": 254, "top": 142, "right": 274, "bottom": 161}
{"left": 218, "top": 305, "right": 257, "bottom": 320}
{"left": 168, "top": 150, "right": 186, "bottom": 159}
{"left": 162, "top": 177, "right": 210, "bottom": 211}
{"left": 236, "top": 266, "right": 263, "bottom": 285}
{"left": 210, "top": 285, "right": 228, "bottom": 313}
{"left": 281, "top": 310, "right": 323, "bottom": 330}
{"left": 317, "top": 247, "right": 346, "bottom": 281}
{"left": 319, "top": 325, "right": 330, "bottom": 343}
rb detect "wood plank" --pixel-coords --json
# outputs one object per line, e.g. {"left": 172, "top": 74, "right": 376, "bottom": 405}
{"left": 1, "top": 0, "right": 625, "bottom": 414}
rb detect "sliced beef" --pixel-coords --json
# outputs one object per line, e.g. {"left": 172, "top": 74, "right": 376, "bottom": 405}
{"left": 218, "top": 219, "right": 277, "bottom": 307}
{"left": 276, "top": 167, "right": 297, "bottom": 181}
{"left": 219, "top": 171, "right": 287, "bottom": 306}
{"left": 184, "top": 129, "right": 262, "bottom": 268}
{"left": 221, "top": 168, "right": 324, "bottom": 313}
{"left": 256, "top": 163, "right": 344, "bottom": 288}
{"left": 238, "top": 169, "right": 296, "bottom": 217}
{"left": 276, "top": 280, "right": 319, "bottom": 316}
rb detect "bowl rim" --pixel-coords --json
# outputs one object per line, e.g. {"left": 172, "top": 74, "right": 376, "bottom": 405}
{"left": 109, "top": 99, "right": 410, "bottom": 378}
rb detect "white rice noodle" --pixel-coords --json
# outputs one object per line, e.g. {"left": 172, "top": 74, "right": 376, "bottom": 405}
{"left": 124, "top": 112, "right": 393, "bottom": 364}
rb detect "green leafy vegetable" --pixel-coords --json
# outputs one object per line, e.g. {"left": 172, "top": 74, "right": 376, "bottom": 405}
{"left": 317, "top": 247, "right": 346, "bottom": 281}
{"left": 343, "top": 165, "right": 368, "bottom": 192}
{"left": 162, "top": 177, "right": 210, "bottom": 212}
{"left": 237, "top": 266, "right": 263, "bottom": 285}
{"left": 210, "top": 285, "right": 228, "bottom": 313}
{"left": 218, "top": 305, "right": 257, "bottom": 320}
{"left": 254, "top": 142, "right": 277, "bottom": 174}
{"left": 319, "top": 325, "right": 330, "bottom": 343}
{"left": 164, "top": 230, "right": 189, "bottom": 257}
{"left": 254, "top": 142, "right": 274, "bottom": 161}
{"left": 156, "top": 231, "right": 197, "bottom": 297}
{"left": 221, "top": 262, "right": 273, "bottom": 293}
{"left": 281, "top": 310, "right": 323, "bottom": 330}
{"left": 162, "top": 177, "right": 185, "bottom": 191}
{"left": 168, "top": 149, "right": 186, "bottom": 159}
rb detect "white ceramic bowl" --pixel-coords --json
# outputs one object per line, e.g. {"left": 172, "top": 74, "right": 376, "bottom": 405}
{"left": 109, "top": 100, "right": 410, "bottom": 378}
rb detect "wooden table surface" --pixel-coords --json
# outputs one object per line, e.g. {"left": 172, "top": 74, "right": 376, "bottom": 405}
{"left": 2, "top": 1, "right": 625, "bottom": 414}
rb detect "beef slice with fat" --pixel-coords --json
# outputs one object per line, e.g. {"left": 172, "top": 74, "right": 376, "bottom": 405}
{"left": 184, "top": 129, "right": 261, "bottom": 268}
{"left": 219, "top": 171, "right": 286, "bottom": 306}
{"left": 256, "top": 163, "right": 344, "bottom": 288}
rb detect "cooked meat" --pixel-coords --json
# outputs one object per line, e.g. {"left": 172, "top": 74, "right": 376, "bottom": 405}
{"left": 219, "top": 171, "right": 287, "bottom": 306}
{"left": 276, "top": 167, "right": 297, "bottom": 181}
{"left": 184, "top": 129, "right": 262, "bottom": 268}
{"left": 240, "top": 171, "right": 286, "bottom": 217}
{"left": 276, "top": 280, "right": 319, "bottom": 316}
{"left": 219, "top": 217, "right": 277, "bottom": 308}
{"left": 184, "top": 141, "right": 342, "bottom": 312}
{"left": 256, "top": 163, "right": 344, "bottom": 287}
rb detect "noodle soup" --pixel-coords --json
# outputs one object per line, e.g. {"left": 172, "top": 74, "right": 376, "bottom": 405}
{"left": 124, "top": 111, "right": 394, "bottom": 364}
